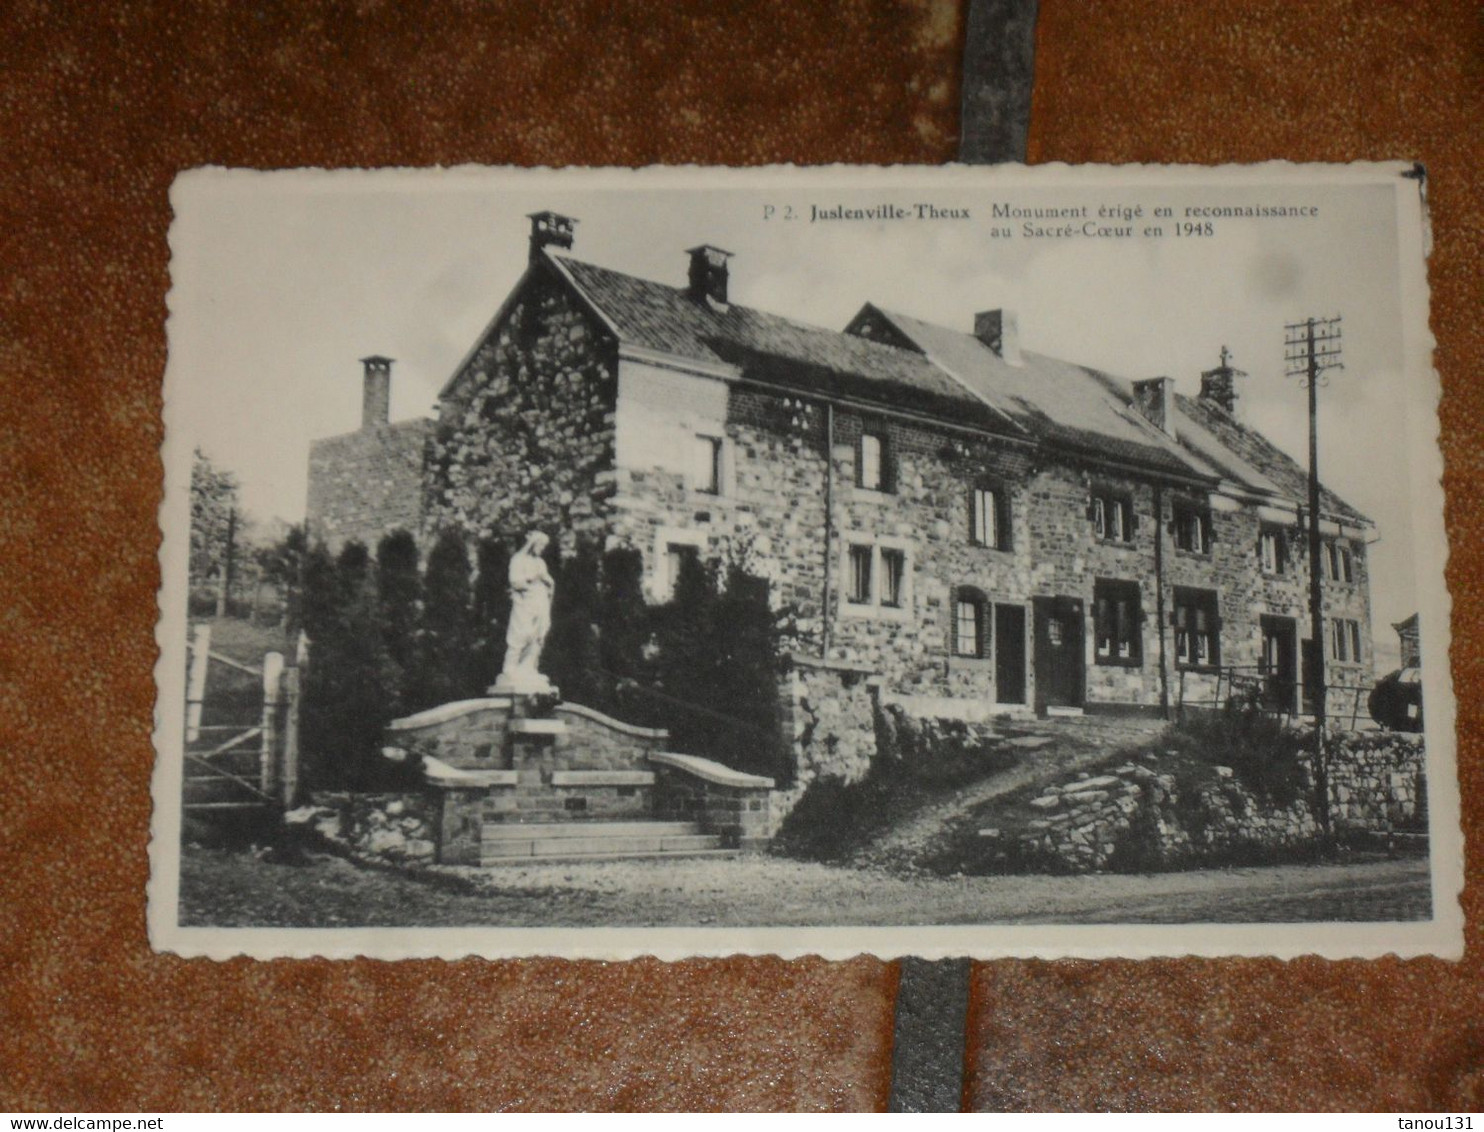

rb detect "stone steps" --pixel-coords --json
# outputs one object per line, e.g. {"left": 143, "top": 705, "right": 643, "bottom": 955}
{"left": 479, "top": 820, "right": 730, "bottom": 864}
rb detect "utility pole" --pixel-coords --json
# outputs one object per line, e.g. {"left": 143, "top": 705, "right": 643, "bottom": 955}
{"left": 1284, "top": 316, "right": 1343, "bottom": 839}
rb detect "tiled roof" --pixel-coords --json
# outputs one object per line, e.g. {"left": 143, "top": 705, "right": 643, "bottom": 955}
{"left": 549, "top": 251, "right": 1369, "bottom": 520}
{"left": 865, "top": 307, "right": 1209, "bottom": 480}
{"left": 554, "top": 257, "right": 1017, "bottom": 432}
{"left": 1175, "top": 393, "right": 1370, "bottom": 525}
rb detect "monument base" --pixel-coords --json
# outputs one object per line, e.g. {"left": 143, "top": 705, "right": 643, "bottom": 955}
{"left": 488, "top": 674, "right": 559, "bottom": 698}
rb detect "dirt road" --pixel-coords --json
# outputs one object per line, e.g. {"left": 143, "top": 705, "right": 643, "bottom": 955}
{"left": 180, "top": 845, "right": 1431, "bottom": 929}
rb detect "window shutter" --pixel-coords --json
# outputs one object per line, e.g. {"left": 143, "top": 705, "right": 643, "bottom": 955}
{"left": 1128, "top": 504, "right": 1139, "bottom": 536}
{"left": 997, "top": 489, "right": 1012, "bottom": 550}
{"left": 980, "top": 598, "right": 992, "bottom": 657}
{"left": 1086, "top": 497, "right": 1097, "bottom": 521}
{"left": 1205, "top": 514, "right": 1216, "bottom": 545}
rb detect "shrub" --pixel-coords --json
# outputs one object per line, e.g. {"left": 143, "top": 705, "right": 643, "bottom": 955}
{"left": 300, "top": 541, "right": 404, "bottom": 790}
{"left": 412, "top": 529, "right": 479, "bottom": 710}
{"left": 772, "top": 773, "right": 895, "bottom": 861}
{"left": 1171, "top": 691, "right": 1309, "bottom": 808}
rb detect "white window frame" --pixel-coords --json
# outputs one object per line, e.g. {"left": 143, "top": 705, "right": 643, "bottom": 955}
{"left": 1174, "top": 504, "right": 1211, "bottom": 554}
{"left": 971, "top": 485, "right": 1008, "bottom": 550}
{"left": 689, "top": 432, "right": 724, "bottom": 496}
{"left": 837, "top": 533, "right": 914, "bottom": 622}
{"left": 1260, "top": 528, "right": 1284, "bottom": 575}
{"left": 1092, "top": 491, "right": 1133, "bottom": 543}
{"left": 857, "top": 432, "right": 884, "bottom": 492}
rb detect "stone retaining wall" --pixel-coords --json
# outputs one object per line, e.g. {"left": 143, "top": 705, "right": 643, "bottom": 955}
{"left": 769, "top": 654, "right": 882, "bottom": 833}
{"left": 980, "top": 731, "right": 1426, "bottom": 873}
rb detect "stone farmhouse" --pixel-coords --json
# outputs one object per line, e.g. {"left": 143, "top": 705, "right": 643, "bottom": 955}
{"left": 308, "top": 211, "right": 1375, "bottom": 721}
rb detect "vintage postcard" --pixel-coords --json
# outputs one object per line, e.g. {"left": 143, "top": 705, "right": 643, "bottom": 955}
{"left": 150, "top": 162, "right": 1460, "bottom": 960}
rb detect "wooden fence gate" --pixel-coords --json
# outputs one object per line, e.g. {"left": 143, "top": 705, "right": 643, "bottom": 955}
{"left": 183, "top": 623, "right": 304, "bottom": 813}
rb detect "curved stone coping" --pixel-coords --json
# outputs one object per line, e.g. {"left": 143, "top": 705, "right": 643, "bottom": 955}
{"left": 388, "top": 696, "right": 669, "bottom": 741}
{"left": 422, "top": 755, "right": 518, "bottom": 789}
{"left": 649, "top": 751, "right": 775, "bottom": 790}
{"left": 388, "top": 698, "right": 510, "bottom": 732}
{"left": 554, "top": 701, "right": 669, "bottom": 740}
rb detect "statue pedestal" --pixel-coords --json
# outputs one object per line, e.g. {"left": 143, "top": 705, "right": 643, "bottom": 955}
{"left": 488, "top": 674, "right": 558, "bottom": 699}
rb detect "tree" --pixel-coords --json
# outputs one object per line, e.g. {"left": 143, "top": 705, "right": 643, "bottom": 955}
{"left": 375, "top": 529, "right": 421, "bottom": 712}
{"left": 301, "top": 540, "right": 402, "bottom": 789}
{"left": 599, "top": 546, "right": 649, "bottom": 685}
{"left": 545, "top": 538, "right": 606, "bottom": 711}
{"left": 254, "top": 522, "right": 307, "bottom": 633}
{"left": 189, "top": 447, "right": 241, "bottom": 602}
{"left": 647, "top": 553, "right": 786, "bottom": 779}
{"left": 471, "top": 537, "right": 511, "bottom": 690}
{"left": 413, "top": 529, "right": 478, "bottom": 710}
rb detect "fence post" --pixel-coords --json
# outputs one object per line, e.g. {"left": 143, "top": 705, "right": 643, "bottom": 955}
{"left": 281, "top": 665, "right": 301, "bottom": 808}
{"left": 186, "top": 622, "right": 212, "bottom": 744}
{"left": 260, "top": 651, "right": 284, "bottom": 796}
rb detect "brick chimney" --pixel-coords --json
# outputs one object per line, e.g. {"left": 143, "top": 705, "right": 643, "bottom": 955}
{"left": 527, "top": 211, "right": 577, "bottom": 263}
{"left": 974, "top": 309, "right": 1022, "bottom": 366}
{"left": 1199, "top": 345, "right": 1246, "bottom": 416}
{"left": 360, "top": 355, "right": 393, "bottom": 430}
{"left": 687, "top": 245, "right": 732, "bottom": 306}
{"left": 1131, "top": 376, "right": 1176, "bottom": 436}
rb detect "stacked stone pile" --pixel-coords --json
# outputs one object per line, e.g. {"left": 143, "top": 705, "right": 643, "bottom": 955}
{"left": 977, "top": 729, "right": 1426, "bottom": 874}
{"left": 285, "top": 792, "right": 437, "bottom": 864}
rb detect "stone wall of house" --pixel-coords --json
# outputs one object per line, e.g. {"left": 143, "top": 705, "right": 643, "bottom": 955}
{"left": 605, "top": 375, "right": 1368, "bottom": 716}
{"left": 426, "top": 268, "right": 618, "bottom": 552}
{"left": 979, "top": 731, "right": 1425, "bottom": 873}
{"left": 306, "top": 419, "right": 432, "bottom": 553}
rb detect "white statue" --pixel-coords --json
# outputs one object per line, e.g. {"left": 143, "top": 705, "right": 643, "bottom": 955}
{"left": 496, "top": 530, "right": 555, "bottom": 694}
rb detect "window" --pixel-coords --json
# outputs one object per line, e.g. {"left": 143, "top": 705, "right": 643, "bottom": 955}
{"left": 1094, "top": 579, "right": 1142, "bottom": 665}
{"left": 847, "top": 545, "right": 873, "bottom": 605}
{"left": 664, "top": 542, "right": 701, "bottom": 601}
{"left": 1325, "top": 540, "right": 1355, "bottom": 583}
{"left": 970, "top": 485, "right": 1011, "bottom": 550}
{"left": 1091, "top": 491, "right": 1134, "bottom": 543}
{"left": 690, "top": 433, "right": 722, "bottom": 494}
{"left": 651, "top": 526, "right": 708, "bottom": 602}
{"left": 952, "top": 589, "right": 987, "bottom": 658}
{"left": 839, "top": 535, "right": 913, "bottom": 620}
{"left": 1259, "top": 527, "right": 1286, "bottom": 574}
{"left": 1173, "top": 587, "right": 1220, "bottom": 669}
{"left": 857, "top": 430, "right": 891, "bottom": 492}
{"left": 1173, "top": 503, "right": 1212, "bottom": 554}
{"left": 881, "top": 549, "right": 906, "bottom": 609}
{"left": 1329, "top": 618, "right": 1364, "bottom": 663}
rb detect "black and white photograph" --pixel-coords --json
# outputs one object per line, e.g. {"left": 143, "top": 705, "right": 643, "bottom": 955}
{"left": 149, "top": 163, "right": 1458, "bottom": 960}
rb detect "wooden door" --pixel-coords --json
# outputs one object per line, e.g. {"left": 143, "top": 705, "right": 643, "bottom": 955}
{"left": 1033, "top": 596, "right": 1085, "bottom": 712}
{"left": 994, "top": 603, "right": 1027, "bottom": 705}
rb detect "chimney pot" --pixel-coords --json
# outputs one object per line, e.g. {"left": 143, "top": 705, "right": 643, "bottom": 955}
{"left": 1132, "top": 376, "right": 1176, "bottom": 436}
{"left": 527, "top": 211, "right": 577, "bottom": 263}
{"left": 686, "top": 244, "right": 733, "bottom": 306}
{"left": 360, "top": 355, "right": 393, "bottom": 430}
{"left": 974, "top": 309, "right": 1022, "bottom": 366}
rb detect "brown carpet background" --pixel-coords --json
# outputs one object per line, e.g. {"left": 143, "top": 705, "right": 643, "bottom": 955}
{"left": 0, "top": 0, "right": 1478, "bottom": 1112}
